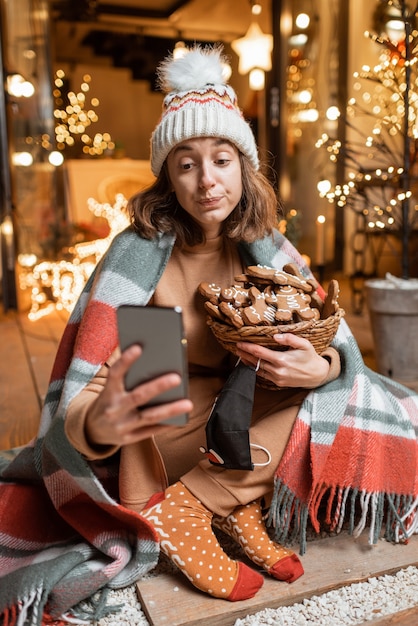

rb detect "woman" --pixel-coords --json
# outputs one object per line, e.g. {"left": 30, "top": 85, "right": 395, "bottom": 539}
{"left": 1, "top": 45, "right": 417, "bottom": 623}
{"left": 64, "top": 46, "right": 342, "bottom": 601}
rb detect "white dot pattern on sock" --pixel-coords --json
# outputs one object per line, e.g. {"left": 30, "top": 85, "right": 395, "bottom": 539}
{"left": 142, "top": 482, "right": 261, "bottom": 599}
{"left": 213, "top": 501, "right": 295, "bottom": 571}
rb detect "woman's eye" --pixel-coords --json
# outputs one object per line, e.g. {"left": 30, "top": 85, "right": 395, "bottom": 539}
{"left": 216, "top": 158, "right": 230, "bottom": 166}
{"left": 180, "top": 161, "right": 193, "bottom": 170}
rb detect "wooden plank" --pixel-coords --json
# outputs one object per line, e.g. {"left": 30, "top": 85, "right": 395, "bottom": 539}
{"left": 17, "top": 310, "right": 67, "bottom": 404}
{"left": 136, "top": 534, "right": 418, "bottom": 626}
{"left": 0, "top": 312, "right": 40, "bottom": 449}
{"left": 366, "top": 605, "right": 418, "bottom": 625}
{"left": 0, "top": 308, "right": 67, "bottom": 450}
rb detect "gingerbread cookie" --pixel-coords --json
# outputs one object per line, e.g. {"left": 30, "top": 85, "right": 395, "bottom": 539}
{"left": 310, "top": 307, "right": 321, "bottom": 321}
{"left": 219, "top": 301, "right": 245, "bottom": 328}
{"left": 241, "top": 287, "right": 276, "bottom": 326}
{"left": 309, "top": 290, "right": 325, "bottom": 313}
{"left": 263, "top": 284, "right": 279, "bottom": 305}
{"left": 198, "top": 282, "right": 221, "bottom": 305}
{"left": 273, "top": 285, "right": 316, "bottom": 322}
{"left": 233, "top": 273, "right": 251, "bottom": 287}
{"left": 204, "top": 301, "right": 225, "bottom": 321}
{"left": 220, "top": 285, "right": 251, "bottom": 308}
{"left": 282, "top": 262, "right": 319, "bottom": 291}
{"left": 321, "top": 279, "right": 340, "bottom": 319}
{"left": 245, "top": 265, "right": 313, "bottom": 293}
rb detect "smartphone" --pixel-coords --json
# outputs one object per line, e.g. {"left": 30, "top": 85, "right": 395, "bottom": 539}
{"left": 117, "top": 305, "right": 189, "bottom": 426}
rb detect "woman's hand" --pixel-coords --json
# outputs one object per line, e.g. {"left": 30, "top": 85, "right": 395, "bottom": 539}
{"left": 235, "top": 333, "right": 330, "bottom": 389}
{"left": 85, "top": 345, "right": 193, "bottom": 447}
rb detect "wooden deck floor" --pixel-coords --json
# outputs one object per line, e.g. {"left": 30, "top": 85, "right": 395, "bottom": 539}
{"left": 137, "top": 533, "right": 418, "bottom": 626}
{"left": 1, "top": 282, "right": 418, "bottom": 626}
{"left": 0, "top": 307, "right": 68, "bottom": 450}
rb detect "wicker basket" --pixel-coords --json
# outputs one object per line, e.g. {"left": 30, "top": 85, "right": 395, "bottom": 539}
{"left": 208, "top": 308, "right": 345, "bottom": 388}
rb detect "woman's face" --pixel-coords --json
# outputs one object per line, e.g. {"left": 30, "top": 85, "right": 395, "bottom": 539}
{"left": 166, "top": 137, "right": 243, "bottom": 239}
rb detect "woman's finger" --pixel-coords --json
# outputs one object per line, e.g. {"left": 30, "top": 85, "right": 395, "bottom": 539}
{"left": 128, "top": 372, "right": 189, "bottom": 409}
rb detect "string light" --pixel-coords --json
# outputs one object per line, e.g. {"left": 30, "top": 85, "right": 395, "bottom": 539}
{"left": 287, "top": 11, "right": 319, "bottom": 132}
{"left": 316, "top": 29, "right": 418, "bottom": 234}
{"left": 53, "top": 69, "right": 115, "bottom": 157}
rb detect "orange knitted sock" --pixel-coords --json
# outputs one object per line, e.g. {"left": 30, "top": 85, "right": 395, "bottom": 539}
{"left": 142, "top": 482, "right": 263, "bottom": 601}
{"left": 213, "top": 500, "right": 304, "bottom": 583}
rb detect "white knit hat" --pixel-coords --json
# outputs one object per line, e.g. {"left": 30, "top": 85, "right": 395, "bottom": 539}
{"left": 150, "top": 45, "right": 259, "bottom": 176}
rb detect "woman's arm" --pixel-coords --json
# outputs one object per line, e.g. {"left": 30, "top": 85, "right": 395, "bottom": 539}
{"left": 65, "top": 344, "right": 193, "bottom": 458}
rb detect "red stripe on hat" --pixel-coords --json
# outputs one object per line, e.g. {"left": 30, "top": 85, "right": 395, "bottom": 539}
{"left": 165, "top": 92, "right": 239, "bottom": 114}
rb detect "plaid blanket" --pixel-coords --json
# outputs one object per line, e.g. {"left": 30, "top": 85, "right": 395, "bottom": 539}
{"left": 0, "top": 227, "right": 417, "bottom": 624}
{"left": 269, "top": 320, "right": 418, "bottom": 554}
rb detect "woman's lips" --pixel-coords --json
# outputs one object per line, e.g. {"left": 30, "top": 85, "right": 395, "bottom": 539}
{"left": 199, "top": 196, "right": 222, "bottom": 207}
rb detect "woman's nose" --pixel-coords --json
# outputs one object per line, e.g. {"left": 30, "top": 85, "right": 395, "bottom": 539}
{"left": 199, "top": 164, "right": 216, "bottom": 188}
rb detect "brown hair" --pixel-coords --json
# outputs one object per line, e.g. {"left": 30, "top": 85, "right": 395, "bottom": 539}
{"left": 128, "top": 153, "right": 281, "bottom": 247}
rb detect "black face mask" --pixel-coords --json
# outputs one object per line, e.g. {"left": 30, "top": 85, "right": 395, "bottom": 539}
{"left": 200, "top": 360, "right": 257, "bottom": 471}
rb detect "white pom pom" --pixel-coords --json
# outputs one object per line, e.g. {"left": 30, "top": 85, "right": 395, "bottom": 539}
{"left": 157, "top": 45, "right": 226, "bottom": 94}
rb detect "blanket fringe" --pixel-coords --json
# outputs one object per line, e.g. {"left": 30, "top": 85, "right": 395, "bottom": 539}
{"left": 0, "top": 587, "right": 119, "bottom": 626}
{"left": 268, "top": 479, "right": 418, "bottom": 555}
{"left": 1, "top": 587, "right": 47, "bottom": 626}
{"left": 66, "top": 587, "right": 123, "bottom": 623}
{"left": 1, "top": 605, "right": 17, "bottom": 626}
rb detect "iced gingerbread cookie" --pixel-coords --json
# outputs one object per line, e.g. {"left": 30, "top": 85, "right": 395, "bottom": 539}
{"left": 263, "top": 285, "right": 292, "bottom": 322}
{"left": 204, "top": 301, "right": 225, "bottom": 321}
{"left": 282, "top": 263, "right": 319, "bottom": 292}
{"left": 220, "top": 285, "right": 251, "bottom": 308}
{"left": 272, "top": 285, "right": 316, "bottom": 322}
{"left": 282, "top": 264, "right": 324, "bottom": 315}
{"left": 233, "top": 272, "right": 252, "bottom": 286}
{"left": 245, "top": 265, "right": 313, "bottom": 293}
{"left": 219, "top": 301, "right": 245, "bottom": 328}
{"left": 198, "top": 282, "right": 221, "bottom": 305}
{"left": 241, "top": 287, "right": 277, "bottom": 326}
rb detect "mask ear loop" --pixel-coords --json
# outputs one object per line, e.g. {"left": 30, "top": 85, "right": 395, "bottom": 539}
{"left": 237, "top": 356, "right": 259, "bottom": 373}
{"left": 250, "top": 443, "right": 272, "bottom": 467}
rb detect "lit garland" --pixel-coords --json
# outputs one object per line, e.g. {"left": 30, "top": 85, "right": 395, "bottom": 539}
{"left": 287, "top": 52, "right": 317, "bottom": 128}
{"left": 53, "top": 69, "right": 115, "bottom": 157}
{"left": 316, "top": 27, "right": 418, "bottom": 234}
{"left": 286, "top": 11, "right": 320, "bottom": 133}
{"left": 15, "top": 70, "right": 115, "bottom": 163}
{"left": 19, "top": 194, "right": 130, "bottom": 320}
